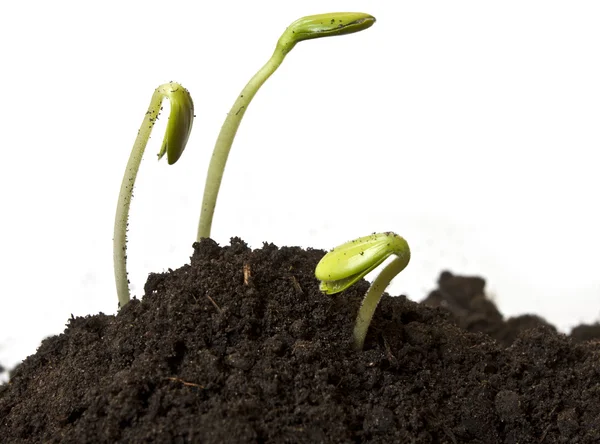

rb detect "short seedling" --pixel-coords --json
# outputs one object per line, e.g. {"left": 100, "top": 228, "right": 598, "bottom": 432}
{"left": 113, "top": 82, "right": 194, "bottom": 308}
{"left": 196, "top": 12, "right": 376, "bottom": 240}
{"left": 315, "top": 232, "right": 411, "bottom": 350}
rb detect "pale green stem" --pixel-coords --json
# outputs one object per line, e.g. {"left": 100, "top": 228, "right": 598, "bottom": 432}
{"left": 113, "top": 91, "right": 164, "bottom": 308}
{"left": 353, "top": 254, "right": 410, "bottom": 350}
{"left": 196, "top": 47, "right": 288, "bottom": 240}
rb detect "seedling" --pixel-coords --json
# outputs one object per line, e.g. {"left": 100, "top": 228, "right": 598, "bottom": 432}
{"left": 315, "top": 232, "right": 411, "bottom": 350}
{"left": 113, "top": 82, "right": 194, "bottom": 308}
{"left": 196, "top": 12, "right": 376, "bottom": 240}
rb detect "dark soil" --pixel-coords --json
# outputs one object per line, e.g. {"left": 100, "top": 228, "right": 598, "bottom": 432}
{"left": 2, "top": 238, "right": 600, "bottom": 443}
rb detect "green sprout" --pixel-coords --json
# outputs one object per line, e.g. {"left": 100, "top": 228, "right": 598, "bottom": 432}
{"left": 315, "top": 232, "right": 411, "bottom": 350}
{"left": 196, "top": 12, "right": 376, "bottom": 240}
{"left": 113, "top": 82, "right": 194, "bottom": 308}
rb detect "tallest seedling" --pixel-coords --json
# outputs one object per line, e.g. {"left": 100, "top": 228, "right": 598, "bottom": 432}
{"left": 197, "top": 13, "right": 375, "bottom": 240}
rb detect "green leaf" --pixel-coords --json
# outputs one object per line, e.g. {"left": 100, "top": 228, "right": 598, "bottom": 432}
{"left": 316, "top": 232, "right": 408, "bottom": 294}
{"left": 155, "top": 82, "right": 194, "bottom": 165}
{"left": 277, "top": 13, "right": 375, "bottom": 53}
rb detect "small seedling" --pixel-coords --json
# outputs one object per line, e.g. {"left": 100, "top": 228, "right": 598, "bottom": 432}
{"left": 315, "top": 232, "right": 411, "bottom": 350}
{"left": 113, "top": 82, "right": 194, "bottom": 308}
{"left": 196, "top": 12, "right": 376, "bottom": 240}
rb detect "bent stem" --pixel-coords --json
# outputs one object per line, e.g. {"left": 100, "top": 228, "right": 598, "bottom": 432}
{"left": 114, "top": 82, "right": 194, "bottom": 308}
{"left": 353, "top": 255, "right": 409, "bottom": 350}
{"left": 197, "top": 12, "right": 375, "bottom": 240}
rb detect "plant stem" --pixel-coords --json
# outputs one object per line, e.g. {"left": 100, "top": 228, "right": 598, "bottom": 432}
{"left": 353, "top": 254, "right": 410, "bottom": 350}
{"left": 197, "top": 12, "right": 375, "bottom": 240}
{"left": 113, "top": 90, "right": 165, "bottom": 308}
{"left": 196, "top": 48, "right": 287, "bottom": 240}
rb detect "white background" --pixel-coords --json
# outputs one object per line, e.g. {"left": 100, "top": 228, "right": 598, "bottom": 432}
{"left": 1, "top": 1, "right": 599, "bottom": 379}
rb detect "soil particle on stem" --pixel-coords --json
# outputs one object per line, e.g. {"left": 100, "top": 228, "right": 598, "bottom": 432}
{"left": 1, "top": 238, "right": 600, "bottom": 443}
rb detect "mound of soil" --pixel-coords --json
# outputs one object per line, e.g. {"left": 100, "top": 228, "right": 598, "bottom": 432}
{"left": 1, "top": 238, "right": 600, "bottom": 443}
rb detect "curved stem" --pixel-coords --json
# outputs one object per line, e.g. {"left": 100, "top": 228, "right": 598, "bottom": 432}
{"left": 113, "top": 91, "right": 164, "bottom": 308}
{"left": 196, "top": 13, "right": 375, "bottom": 240}
{"left": 113, "top": 83, "right": 193, "bottom": 308}
{"left": 196, "top": 47, "right": 287, "bottom": 240}
{"left": 353, "top": 254, "right": 410, "bottom": 350}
